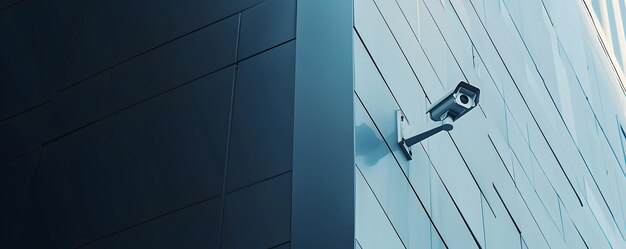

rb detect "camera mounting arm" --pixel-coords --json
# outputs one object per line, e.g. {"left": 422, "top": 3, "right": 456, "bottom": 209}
{"left": 397, "top": 110, "right": 453, "bottom": 160}
{"left": 395, "top": 82, "right": 479, "bottom": 160}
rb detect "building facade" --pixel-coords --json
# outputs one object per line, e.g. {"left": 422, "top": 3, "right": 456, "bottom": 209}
{"left": 354, "top": 0, "right": 626, "bottom": 248}
{"left": 1, "top": 0, "right": 625, "bottom": 248}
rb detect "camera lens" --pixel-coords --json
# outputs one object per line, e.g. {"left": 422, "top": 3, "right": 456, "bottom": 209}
{"left": 459, "top": 94, "right": 469, "bottom": 104}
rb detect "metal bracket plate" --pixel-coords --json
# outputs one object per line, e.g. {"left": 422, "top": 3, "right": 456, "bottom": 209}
{"left": 397, "top": 110, "right": 412, "bottom": 160}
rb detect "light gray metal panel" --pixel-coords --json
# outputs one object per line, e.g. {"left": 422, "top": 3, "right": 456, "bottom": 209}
{"left": 354, "top": 0, "right": 626, "bottom": 248}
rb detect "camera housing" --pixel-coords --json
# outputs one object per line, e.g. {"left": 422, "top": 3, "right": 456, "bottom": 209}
{"left": 397, "top": 81, "right": 480, "bottom": 159}
{"left": 427, "top": 81, "right": 480, "bottom": 122}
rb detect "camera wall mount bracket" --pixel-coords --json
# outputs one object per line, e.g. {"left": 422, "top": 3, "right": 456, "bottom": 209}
{"left": 397, "top": 110, "right": 454, "bottom": 160}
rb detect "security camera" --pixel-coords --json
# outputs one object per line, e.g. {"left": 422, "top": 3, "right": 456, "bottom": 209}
{"left": 427, "top": 81, "right": 480, "bottom": 122}
{"left": 397, "top": 81, "right": 480, "bottom": 159}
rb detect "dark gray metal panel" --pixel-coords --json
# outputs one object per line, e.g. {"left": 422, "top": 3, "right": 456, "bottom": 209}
{"left": 0, "top": 0, "right": 21, "bottom": 10}
{"left": 35, "top": 67, "right": 235, "bottom": 247}
{"left": 0, "top": 0, "right": 78, "bottom": 119}
{"left": 47, "top": 16, "right": 239, "bottom": 140}
{"left": 82, "top": 197, "right": 222, "bottom": 249}
{"left": 105, "top": 15, "right": 239, "bottom": 113}
{"left": 46, "top": 72, "right": 111, "bottom": 140}
{"left": 61, "top": 0, "right": 265, "bottom": 88}
{"left": 0, "top": 102, "right": 51, "bottom": 163}
{"left": 2, "top": 0, "right": 301, "bottom": 247}
{"left": 0, "top": 152, "right": 40, "bottom": 248}
{"left": 272, "top": 242, "right": 291, "bottom": 249}
{"left": 292, "top": 0, "right": 354, "bottom": 248}
{"left": 221, "top": 173, "right": 292, "bottom": 249}
{"left": 238, "top": 0, "right": 296, "bottom": 60}
{"left": 227, "top": 41, "right": 295, "bottom": 192}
